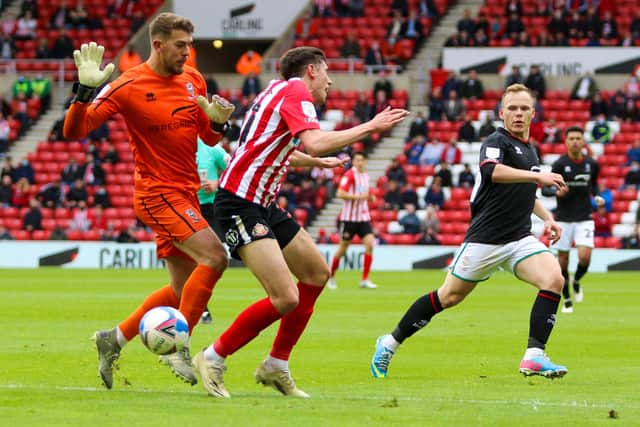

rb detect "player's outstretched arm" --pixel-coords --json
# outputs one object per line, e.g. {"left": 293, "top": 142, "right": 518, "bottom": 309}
{"left": 491, "top": 163, "right": 567, "bottom": 191}
{"left": 289, "top": 150, "right": 348, "bottom": 168}
{"left": 298, "top": 106, "right": 410, "bottom": 156}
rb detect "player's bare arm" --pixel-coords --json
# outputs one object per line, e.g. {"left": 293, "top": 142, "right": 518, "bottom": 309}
{"left": 533, "top": 199, "right": 562, "bottom": 243}
{"left": 492, "top": 163, "right": 567, "bottom": 190}
{"left": 288, "top": 150, "right": 348, "bottom": 168}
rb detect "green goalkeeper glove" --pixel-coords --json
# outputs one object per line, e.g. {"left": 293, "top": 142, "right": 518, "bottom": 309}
{"left": 197, "top": 94, "right": 235, "bottom": 124}
{"left": 72, "top": 42, "right": 115, "bottom": 102}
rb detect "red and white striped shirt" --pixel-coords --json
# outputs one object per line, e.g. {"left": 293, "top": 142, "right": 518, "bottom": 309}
{"left": 338, "top": 168, "right": 371, "bottom": 222}
{"left": 220, "top": 78, "right": 320, "bottom": 207}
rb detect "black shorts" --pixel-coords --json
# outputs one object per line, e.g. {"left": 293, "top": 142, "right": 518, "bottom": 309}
{"left": 213, "top": 188, "right": 301, "bottom": 260}
{"left": 340, "top": 221, "right": 373, "bottom": 241}
{"left": 200, "top": 202, "right": 224, "bottom": 240}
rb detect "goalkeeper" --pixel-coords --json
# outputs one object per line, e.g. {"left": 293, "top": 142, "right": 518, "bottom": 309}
{"left": 64, "top": 13, "right": 235, "bottom": 390}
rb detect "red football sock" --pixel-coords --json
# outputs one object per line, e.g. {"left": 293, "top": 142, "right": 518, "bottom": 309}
{"left": 330, "top": 255, "right": 340, "bottom": 277}
{"left": 213, "top": 298, "right": 282, "bottom": 357}
{"left": 178, "top": 264, "right": 222, "bottom": 334}
{"left": 118, "top": 285, "right": 179, "bottom": 341}
{"left": 270, "top": 282, "right": 324, "bottom": 360}
{"left": 362, "top": 253, "right": 373, "bottom": 280}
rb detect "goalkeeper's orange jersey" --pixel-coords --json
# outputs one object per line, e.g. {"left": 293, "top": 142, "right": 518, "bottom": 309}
{"left": 64, "top": 63, "right": 221, "bottom": 197}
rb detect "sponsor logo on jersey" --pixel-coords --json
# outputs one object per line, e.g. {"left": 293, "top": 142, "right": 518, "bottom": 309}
{"left": 485, "top": 147, "right": 500, "bottom": 159}
{"left": 186, "top": 82, "right": 195, "bottom": 99}
{"left": 252, "top": 223, "right": 269, "bottom": 237}
{"left": 574, "top": 173, "right": 591, "bottom": 181}
{"left": 185, "top": 208, "right": 200, "bottom": 222}
{"left": 565, "top": 165, "right": 572, "bottom": 172}
{"left": 225, "top": 229, "right": 239, "bottom": 246}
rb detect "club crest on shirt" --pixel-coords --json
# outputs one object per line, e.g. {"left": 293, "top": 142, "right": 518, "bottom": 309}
{"left": 514, "top": 146, "right": 523, "bottom": 155}
{"left": 252, "top": 223, "right": 269, "bottom": 237}
{"left": 564, "top": 165, "right": 572, "bottom": 172}
{"left": 485, "top": 147, "right": 500, "bottom": 159}
{"left": 185, "top": 208, "right": 200, "bottom": 222}
{"left": 185, "top": 82, "right": 195, "bottom": 99}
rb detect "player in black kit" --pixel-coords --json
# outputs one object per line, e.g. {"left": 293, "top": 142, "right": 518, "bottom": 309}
{"left": 547, "top": 127, "right": 601, "bottom": 313}
{"left": 370, "top": 84, "right": 570, "bottom": 379}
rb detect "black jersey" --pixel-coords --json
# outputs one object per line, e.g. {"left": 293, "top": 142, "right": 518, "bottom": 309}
{"left": 465, "top": 128, "right": 540, "bottom": 244}
{"left": 551, "top": 154, "right": 598, "bottom": 222}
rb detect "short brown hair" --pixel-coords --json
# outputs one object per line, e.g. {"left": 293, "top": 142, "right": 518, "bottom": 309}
{"left": 501, "top": 83, "right": 532, "bottom": 104}
{"left": 149, "top": 13, "right": 194, "bottom": 41}
{"left": 279, "top": 47, "right": 326, "bottom": 80}
{"left": 565, "top": 126, "right": 584, "bottom": 136}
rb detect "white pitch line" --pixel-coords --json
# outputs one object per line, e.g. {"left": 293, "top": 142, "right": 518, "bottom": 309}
{"left": 1, "top": 383, "right": 637, "bottom": 410}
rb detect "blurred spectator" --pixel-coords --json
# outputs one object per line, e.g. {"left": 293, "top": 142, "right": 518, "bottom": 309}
{"left": 112, "top": 0, "right": 143, "bottom": 19}
{"left": 31, "top": 74, "right": 51, "bottom": 112}
{"left": 584, "top": 30, "right": 599, "bottom": 47}
{"left": 235, "top": 50, "right": 262, "bottom": 76}
{"left": 624, "top": 161, "right": 640, "bottom": 189}
{"left": 405, "top": 135, "right": 425, "bottom": 165}
{"left": 443, "top": 90, "right": 464, "bottom": 121}
{"left": 428, "top": 86, "right": 445, "bottom": 121}
{"left": 568, "top": 11, "right": 585, "bottom": 39}
{"left": 590, "top": 92, "right": 608, "bottom": 119}
{"left": 571, "top": 72, "right": 598, "bottom": 101}
{"left": 61, "top": 157, "right": 81, "bottom": 185}
{"left": 81, "top": 153, "right": 105, "bottom": 186}
{"left": 340, "top": 30, "right": 361, "bottom": 58}
{"left": 424, "top": 176, "right": 445, "bottom": 209}
{"left": 461, "top": 69, "right": 484, "bottom": 100}
{"left": 0, "top": 224, "right": 13, "bottom": 240}
{"left": 593, "top": 204, "right": 612, "bottom": 237}
{"left": 353, "top": 92, "right": 372, "bottom": 123}
{"left": 295, "top": 178, "right": 317, "bottom": 219}
{"left": 419, "top": 138, "right": 444, "bottom": 165}
{"left": 627, "top": 139, "right": 640, "bottom": 165}
{"left": 388, "top": 9, "right": 405, "bottom": 41}
{"left": 423, "top": 205, "right": 440, "bottom": 233}
{"left": 13, "top": 75, "right": 32, "bottom": 98}
{"left": 591, "top": 114, "right": 611, "bottom": 144}
{"left": 618, "top": 31, "right": 633, "bottom": 47}
{"left": 66, "top": 178, "right": 88, "bottom": 208}
{"left": 547, "top": 8, "right": 568, "bottom": 39}
{"left": 278, "top": 181, "right": 297, "bottom": 209}
{"left": 373, "top": 70, "right": 394, "bottom": 101}
{"left": 623, "top": 76, "right": 640, "bottom": 100}
{"left": 631, "top": 9, "right": 640, "bottom": 40}
{"left": 600, "top": 10, "right": 618, "bottom": 40}
{"left": 1, "top": 156, "right": 14, "bottom": 180}
{"left": 609, "top": 91, "right": 627, "bottom": 121}
{"left": 478, "top": 115, "right": 496, "bottom": 140}
{"left": 383, "top": 179, "right": 402, "bottom": 210}
{"left": 434, "top": 160, "right": 453, "bottom": 187}
{"left": 514, "top": 31, "right": 531, "bottom": 47}
{"left": 241, "top": 71, "right": 262, "bottom": 97}
{"left": 69, "top": 204, "right": 91, "bottom": 231}
{"left": 23, "top": 198, "right": 42, "bottom": 231}
{"left": 489, "top": 14, "right": 502, "bottom": 37}
{"left": 103, "top": 142, "right": 120, "bottom": 165}
{"left": 524, "top": 64, "right": 546, "bottom": 99}
{"left": 417, "top": 0, "right": 439, "bottom": 18}
{"left": 386, "top": 157, "right": 406, "bottom": 185}
{"left": 390, "top": 0, "right": 409, "bottom": 17}
{"left": 458, "top": 115, "right": 476, "bottom": 143}
{"left": 583, "top": 7, "right": 601, "bottom": 37}
{"left": 49, "top": 227, "right": 68, "bottom": 240}
{"left": 51, "top": 28, "right": 75, "bottom": 58}
{"left": 408, "top": 111, "right": 427, "bottom": 139}
{"left": 296, "top": 11, "right": 318, "bottom": 38}
{"left": 537, "top": 30, "right": 553, "bottom": 46}
{"left": 14, "top": 158, "right": 34, "bottom": 184}
{"left": 89, "top": 205, "right": 109, "bottom": 232}
{"left": 86, "top": 140, "right": 101, "bottom": 161}
{"left": 621, "top": 224, "right": 640, "bottom": 249}
{"left": 0, "top": 35, "right": 16, "bottom": 59}
{"left": 1, "top": 13, "right": 16, "bottom": 37}
{"left": 504, "top": 0, "right": 523, "bottom": 16}
{"left": 50, "top": 0, "right": 71, "bottom": 29}
{"left": 457, "top": 9, "right": 475, "bottom": 34}
{"left": 68, "top": 0, "right": 89, "bottom": 29}
{"left": 12, "top": 177, "right": 31, "bottom": 207}
{"left": 15, "top": 9, "right": 36, "bottom": 40}
{"left": 543, "top": 118, "right": 562, "bottom": 144}
{"left": 0, "top": 174, "right": 11, "bottom": 206}
{"left": 401, "top": 181, "right": 418, "bottom": 209}
{"left": 402, "top": 9, "right": 424, "bottom": 44}
{"left": 88, "top": 121, "right": 110, "bottom": 143}
{"left": 417, "top": 227, "right": 440, "bottom": 245}
{"left": 93, "top": 184, "right": 111, "bottom": 208}
{"left": 11, "top": 92, "right": 30, "bottom": 131}
{"left": 505, "top": 65, "right": 523, "bottom": 87}
{"left": 364, "top": 41, "right": 385, "bottom": 67}
{"left": 0, "top": 111, "right": 9, "bottom": 154}
{"left": 474, "top": 28, "right": 489, "bottom": 46}
{"left": 130, "top": 9, "right": 145, "bottom": 34}
{"left": 370, "top": 89, "right": 389, "bottom": 119}
{"left": 117, "top": 225, "right": 139, "bottom": 243}
{"left": 441, "top": 138, "right": 462, "bottom": 164}
{"left": 399, "top": 203, "right": 421, "bottom": 234}
{"left": 444, "top": 31, "right": 463, "bottom": 47}
{"left": 592, "top": 181, "right": 613, "bottom": 212}
{"left": 118, "top": 44, "right": 142, "bottom": 72}
{"left": 441, "top": 71, "right": 461, "bottom": 100}
{"left": 457, "top": 163, "right": 475, "bottom": 188}
{"left": 622, "top": 99, "right": 639, "bottom": 122}
{"left": 505, "top": 13, "right": 524, "bottom": 40}
{"left": 310, "top": 164, "right": 334, "bottom": 195}
{"left": 313, "top": 0, "right": 335, "bottom": 17}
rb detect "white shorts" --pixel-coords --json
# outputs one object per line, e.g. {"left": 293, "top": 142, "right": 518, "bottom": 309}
{"left": 450, "top": 235, "right": 550, "bottom": 282}
{"left": 551, "top": 220, "right": 595, "bottom": 252}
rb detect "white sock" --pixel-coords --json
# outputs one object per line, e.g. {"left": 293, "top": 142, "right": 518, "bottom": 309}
{"left": 115, "top": 327, "right": 128, "bottom": 348}
{"left": 524, "top": 347, "right": 544, "bottom": 360}
{"left": 382, "top": 334, "right": 400, "bottom": 352}
{"left": 203, "top": 345, "right": 225, "bottom": 364}
{"left": 264, "top": 355, "right": 288, "bottom": 371}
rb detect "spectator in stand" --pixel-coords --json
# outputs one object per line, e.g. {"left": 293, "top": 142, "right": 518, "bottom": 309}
{"left": 0, "top": 225, "right": 13, "bottom": 240}
{"left": 81, "top": 153, "right": 105, "bottom": 186}
{"left": 69, "top": 203, "right": 91, "bottom": 231}
{"left": 295, "top": 11, "right": 318, "bottom": 39}
{"left": 12, "top": 177, "right": 31, "bottom": 208}
{"left": 408, "top": 111, "right": 427, "bottom": 139}
{"left": 524, "top": 64, "right": 546, "bottom": 99}
{"left": 627, "top": 139, "right": 640, "bottom": 165}
{"left": 241, "top": 71, "right": 262, "bottom": 98}
{"left": 547, "top": 8, "right": 568, "bottom": 40}
{"left": 13, "top": 75, "right": 32, "bottom": 98}
{"left": 402, "top": 9, "right": 424, "bottom": 45}
{"left": 340, "top": 31, "right": 361, "bottom": 58}
{"left": 383, "top": 179, "right": 403, "bottom": 211}
{"left": 543, "top": 118, "right": 562, "bottom": 144}
{"left": 505, "top": 13, "right": 524, "bottom": 40}
{"left": 86, "top": 140, "right": 101, "bottom": 161}
{"left": 441, "top": 71, "right": 461, "bottom": 100}
{"left": 514, "top": 31, "right": 531, "bottom": 47}
{"left": 310, "top": 163, "right": 334, "bottom": 195}
{"left": 537, "top": 29, "right": 554, "bottom": 46}
{"left": 434, "top": 160, "right": 453, "bottom": 187}
{"left": 14, "top": 158, "right": 34, "bottom": 184}
{"left": 478, "top": 114, "right": 496, "bottom": 141}
{"left": 568, "top": 11, "right": 585, "bottom": 39}
{"left": 390, "top": 0, "right": 409, "bottom": 17}
{"left": 461, "top": 69, "right": 484, "bottom": 100}
{"left": 419, "top": 138, "right": 444, "bottom": 166}
{"left": 584, "top": 30, "right": 600, "bottom": 47}
{"left": 622, "top": 99, "right": 640, "bottom": 122}
{"left": 417, "top": 227, "right": 440, "bottom": 245}
{"left": 353, "top": 92, "right": 372, "bottom": 124}
{"left": 51, "top": 28, "right": 75, "bottom": 59}
{"left": 624, "top": 161, "right": 640, "bottom": 189}
{"left": 11, "top": 92, "right": 30, "bottom": 131}
{"left": 600, "top": 11, "right": 618, "bottom": 40}
{"left": 405, "top": 134, "right": 425, "bottom": 165}
{"left": 608, "top": 91, "right": 627, "bottom": 121}
{"left": 23, "top": 198, "right": 42, "bottom": 231}
{"left": 443, "top": 90, "right": 464, "bottom": 122}
{"left": 399, "top": 203, "right": 421, "bottom": 234}
{"left": 593, "top": 204, "right": 612, "bottom": 237}
{"left": 278, "top": 181, "right": 297, "bottom": 209}
{"left": 49, "top": 226, "right": 68, "bottom": 240}
{"left": 457, "top": 9, "right": 475, "bottom": 34}
{"left": 444, "top": 31, "right": 462, "bottom": 47}
{"left": 118, "top": 44, "right": 143, "bottom": 72}
{"left": 631, "top": 9, "right": 640, "bottom": 40}
{"left": 14, "top": 9, "right": 36, "bottom": 40}
{"left": 591, "top": 113, "right": 611, "bottom": 144}
{"left": 370, "top": 89, "right": 389, "bottom": 119}
{"left": 131, "top": 9, "right": 145, "bottom": 34}
{"left": 386, "top": 157, "right": 406, "bottom": 185}
{"left": 489, "top": 13, "right": 502, "bottom": 38}
{"left": 1, "top": 156, "right": 14, "bottom": 180}
{"left": 424, "top": 176, "right": 445, "bottom": 209}
{"left": 0, "top": 175, "right": 12, "bottom": 206}
{"left": 570, "top": 72, "right": 598, "bottom": 101}
{"left": 68, "top": 0, "right": 89, "bottom": 29}
{"left": 0, "top": 111, "right": 9, "bottom": 154}
{"left": 505, "top": 0, "right": 523, "bottom": 17}
{"left": 428, "top": 86, "right": 445, "bottom": 121}
{"left": 31, "top": 74, "right": 51, "bottom": 112}
{"left": 313, "top": 0, "right": 334, "bottom": 17}
{"left": 505, "top": 65, "right": 523, "bottom": 87}
{"left": 103, "top": 142, "right": 120, "bottom": 165}
{"left": 88, "top": 121, "right": 110, "bottom": 143}
{"left": 66, "top": 178, "right": 89, "bottom": 208}
{"left": 0, "top": 35, "right": 16, "bottom": 59}
{"left": 400, "top": 181, "right": 418, "bottom": 209}
{"left": 61, "top": 157, "right": 81, "bottom": 186}
{"left": 50, "top": 0, "right": 71, "bottom": 29}
{"left": 235, "top": 49, "right": 262, "bottom": 76}
{"left": 457, "top": 163, "right": 475, "bottom": 188}
{"left": 474, "top": 12, "right": 489, "bottom": 37}
{"left": 592, "top": 181, "right": 613, "bottom": 212}
{"left": 117, "top": 225, "right": 139, "bottom": 243}
{"left": 365, "top": 41, "right": 385, "bottom": 67}
{"left": 590, "top": 92, "right": 608, "bottom": 119}
{"left": 93, "top": 184, "right": 111, "bottom": 208}
{"left": 89, "top": 205, "right": 109, "bottom": 233}
{"left": 474, "top": 28, "right": 490, "bottom": 46}
{"left": 620, "top": 31, "right": 634, "bottom": 48}
{"left": 373, "top": 70, "right": 394, "bottom": 101}
{"left": 458, "top": 114, "right": 476, "bottom": 143}
{"left": 1, "top": 12, "right": 16, "bottom": 38}
{"left": 423, "top": 204, "right": 439, "bottom": 232}
{"left": 295, "top": 178, "right": 317, "bottom": 220}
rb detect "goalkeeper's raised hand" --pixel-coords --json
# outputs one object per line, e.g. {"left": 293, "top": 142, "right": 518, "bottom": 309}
{"left": 73, "top": 42, "right": 115, "bottom": 102}
{"left": 197, "top": 94, "right": 235, "bottom": 124}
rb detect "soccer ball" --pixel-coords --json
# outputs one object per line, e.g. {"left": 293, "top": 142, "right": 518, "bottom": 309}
{"left": 139, "top": 307, "right": 189, "bottom": 355}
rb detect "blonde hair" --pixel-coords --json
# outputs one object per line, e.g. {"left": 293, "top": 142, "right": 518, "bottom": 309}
{"left": 501, "top": 83, "right": 532, "bottom": 104}
{"left": 149, "top": 13, "right": 194, "bottom": 42}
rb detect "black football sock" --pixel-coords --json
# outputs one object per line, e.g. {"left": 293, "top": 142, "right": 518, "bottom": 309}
{"left": 527, "top": 290, "right": 561, "bottom": 349}
{"left": 561, "top": 268, "right": 570, "bottom": 300}
{"left": 391, "top": 291, "right": 442, "bottom": 343}
{"left": 573, "top": 263, "right": 588, "bottom": 290}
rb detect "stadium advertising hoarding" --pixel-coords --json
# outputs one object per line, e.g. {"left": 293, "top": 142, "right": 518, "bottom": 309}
{"left": 443, "top": 47, "right": 640, "bottom": 76}
{"left": 0, "top": 241, "right": 639, "bottom": 272}
{"left": 173, "top": 0, "right": 308, "bottom": 39}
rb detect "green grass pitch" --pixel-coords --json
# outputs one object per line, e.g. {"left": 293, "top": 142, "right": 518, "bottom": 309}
{"left": 1, "top": 268, "right": 639, "bottom": 426}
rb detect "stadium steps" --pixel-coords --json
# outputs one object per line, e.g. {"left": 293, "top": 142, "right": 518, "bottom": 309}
{"left": 8, "top": 105, "right": 65, "bottom": 162}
